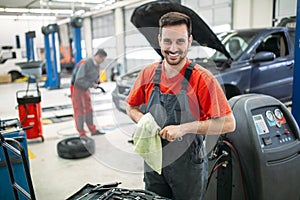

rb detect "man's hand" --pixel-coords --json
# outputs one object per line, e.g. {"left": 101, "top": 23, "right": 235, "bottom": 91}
{"left": 159, "top": 125, "right": 186, "bottom": 142}
{"left": 93, "top": 83, "right": 99, "bottom": 89}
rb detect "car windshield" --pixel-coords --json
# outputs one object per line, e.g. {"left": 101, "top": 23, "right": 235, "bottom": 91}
{"left": 214, "top": 31, "right": 258, "bottom": 60}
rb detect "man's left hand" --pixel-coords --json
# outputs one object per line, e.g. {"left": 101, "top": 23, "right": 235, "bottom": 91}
{"left": 93, "top": 83, "right": 99, "bottom": 89}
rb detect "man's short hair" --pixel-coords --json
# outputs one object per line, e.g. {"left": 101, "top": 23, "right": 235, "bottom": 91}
{"left": 94, "top": 48, "right": 107, "bottom": 57}
{"left": 159, "top": 12, "right": 192, "bottom": 36}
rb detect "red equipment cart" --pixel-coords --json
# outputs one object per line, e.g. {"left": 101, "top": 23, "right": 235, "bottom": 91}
{"left": 17, "top": 80, "right": 44, "bottom": 142}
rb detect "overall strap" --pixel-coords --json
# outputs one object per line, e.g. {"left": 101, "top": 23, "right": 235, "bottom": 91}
{"left": 153, "top": 61, "right": 163, "bottom": 90}
{"left": 181, "top": 62, "right": 196, "bottom": 91}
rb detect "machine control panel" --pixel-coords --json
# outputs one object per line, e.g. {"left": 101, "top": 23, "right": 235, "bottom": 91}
{"left": 252, "top": 106, "right": 296, "bottom": 149}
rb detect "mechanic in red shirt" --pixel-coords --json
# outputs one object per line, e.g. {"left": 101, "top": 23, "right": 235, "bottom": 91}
{"left": 126, "top": 12, "right": 236, "bottom": 200}
{"left": 71, "top": 49, "right": 107, "bottom": 136}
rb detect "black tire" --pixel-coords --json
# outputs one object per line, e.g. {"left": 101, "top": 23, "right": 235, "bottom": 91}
{"left": 57, "top": 136, "right": 95, "bottom": 159}
{"left": 9, "top": 71, "right": 23, "bottom": 81}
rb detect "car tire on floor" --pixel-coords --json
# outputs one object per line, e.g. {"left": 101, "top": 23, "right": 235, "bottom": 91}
{"left": 57, "top": 136, "right": 95, "bottom": 159}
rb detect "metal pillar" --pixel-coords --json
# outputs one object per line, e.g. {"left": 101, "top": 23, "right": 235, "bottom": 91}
{"left": 43, "top": 33, "right": 52, "bottom": 88}
{"left": 71, "top": 16, "right": 83, "bottom": 66}
{"left": 292, "top": 0, "right": 300, "bottom": 125}
{"left": 15, "top": 35, "right": 21, "bottom": 49}
{"left": 25, "top": 31, "right": 36, "bottom": 61}
{"left": 72, "top": 27, "right": 82, "bottom": 66}
{"left": 42, "top": 24, "right": 61, "bottom": 89}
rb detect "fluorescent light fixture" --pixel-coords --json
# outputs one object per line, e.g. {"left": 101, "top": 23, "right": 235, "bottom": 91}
{"left": 54, "top": 0, "right": 102, "bottom": 3}
{"left": 0, "top": 15, "right": 56, "bottom": 21}
{"left": 4, "top": 8, "right": 29, "bottom": 13}
{"left": 50, "top": 9, "right": 73, "bottom": 14}
{"left": 29, "top": 9, "right": 52, "bottom": 14}
{"left": 2, "top": 8, "right": 73, "bottom": 15}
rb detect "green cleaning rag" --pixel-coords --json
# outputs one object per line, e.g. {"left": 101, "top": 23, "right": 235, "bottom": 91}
{"left": 133, "top": 112, "right": 162, "bottom": 174}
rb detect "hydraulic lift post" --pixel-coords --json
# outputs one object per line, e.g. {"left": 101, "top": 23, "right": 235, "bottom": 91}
{"left": 25, "top": 31, "right": 36, "bottom": 62}
{"left": 292, "top": 0, "right": 300, "bottom": 124}
{"left": 42, "top": 24, "right": 61, "bottom": 89}
{"left": 71, "top": 16, "right": 83, "bottom": 67}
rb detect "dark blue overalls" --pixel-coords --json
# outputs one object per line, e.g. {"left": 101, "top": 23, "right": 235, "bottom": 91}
{"left": 144, "top": 62, "right": 208, "bottom": 200}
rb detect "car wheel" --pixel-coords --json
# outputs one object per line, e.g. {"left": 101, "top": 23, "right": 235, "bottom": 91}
{"left": 57, "top": 136, "right": 95, "bottom": 159}
{"left": 9, "top": 71, "right": 23, "bottom": 81}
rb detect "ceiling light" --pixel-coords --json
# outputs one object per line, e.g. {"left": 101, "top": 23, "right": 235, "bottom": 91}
{"left": 50, "top": 9, "right": 74, "bottom": 14}
{"left": 0, "top": 15, "right": 56, "bottom": 21}
{"left": 29, "top": 9, "right": 52, "bottom": 14}
{"left": 4, "top": 8, "right": 29, "bottom": 13}
{"left": 53, "top": 0, "right": 101, "bottom": 3}
{"left": 5, "top": 8, "right": 74, "bottom": 15}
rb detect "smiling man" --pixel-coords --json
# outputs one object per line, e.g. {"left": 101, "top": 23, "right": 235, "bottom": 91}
{"left": 126, "top": 12, "right": 236, "bottom": 200}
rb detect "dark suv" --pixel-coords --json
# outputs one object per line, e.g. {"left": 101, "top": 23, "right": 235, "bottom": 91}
{"left": 112, "top": 1, "right": 295, "bottom": 113}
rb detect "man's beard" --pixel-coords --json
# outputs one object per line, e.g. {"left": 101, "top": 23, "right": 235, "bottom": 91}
{"left": 163, "top": 50, "right": 186, "bottom": 66}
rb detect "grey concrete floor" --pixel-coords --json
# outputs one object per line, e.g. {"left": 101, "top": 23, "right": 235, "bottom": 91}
{"left": 0, "top": 76, "right": 144, "bottom": 199}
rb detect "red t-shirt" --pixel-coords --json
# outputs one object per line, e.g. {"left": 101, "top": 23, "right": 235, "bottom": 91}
{"left": 126, "top": 60, "right": 232, "bottom": 120}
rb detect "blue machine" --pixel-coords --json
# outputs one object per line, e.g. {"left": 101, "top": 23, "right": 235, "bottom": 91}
{"left": 70, "top": 16, "right": 83, "bottom": 67}
{"left": 292, "top": 0, "right": 300, "bottom": 125}
{"left": 0, "top": 119, "right": 34, "bottom": 200}
{"left": 42, "top": 24, "right": 61, "bottom": 89}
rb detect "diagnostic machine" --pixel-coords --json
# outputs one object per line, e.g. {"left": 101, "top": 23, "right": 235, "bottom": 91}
{"left": 206, "top": 94, "right": 300, "bottom": 200}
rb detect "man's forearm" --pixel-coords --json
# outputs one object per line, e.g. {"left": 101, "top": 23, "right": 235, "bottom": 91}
{"left": 180, "top": 113, "right": 236, "bottom": 135}
{"left": 126, "top": 105, "right": 144, "bottom": 123}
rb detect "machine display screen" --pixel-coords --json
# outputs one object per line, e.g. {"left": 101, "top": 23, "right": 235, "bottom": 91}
{"left": 253, "top": 114, "right": 269, "bottom": 135}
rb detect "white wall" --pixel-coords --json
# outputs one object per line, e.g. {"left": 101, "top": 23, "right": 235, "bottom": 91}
{"left": 251, "top": 0, "right": 273, "bottom": 28}
{"left": 0, "top": 19, "right": 55, "bottom": 49}
{"left": 233, "top": 0, "right": 273, "bottom": 29}
{"left": 233, "top": 0, "right": 251, "bottom": 28}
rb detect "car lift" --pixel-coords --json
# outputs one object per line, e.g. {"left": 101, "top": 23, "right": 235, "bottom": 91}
{"left": 71, "top": 16, "right": 83, "bottom": 67}
{"left": 42, "top": 24, "right": 61, "bottom": 89}
{"left": 25, "top": 31, "right": 36, "bottom": 62}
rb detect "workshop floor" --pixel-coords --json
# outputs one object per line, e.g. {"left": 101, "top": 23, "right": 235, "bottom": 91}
{"left": 0, "top": 75, "right": 144, "bottom": 199}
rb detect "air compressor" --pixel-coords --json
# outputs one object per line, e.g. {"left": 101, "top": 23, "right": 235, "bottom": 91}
{"left": 205, "top": 94, "right": 300, "bottom": 200}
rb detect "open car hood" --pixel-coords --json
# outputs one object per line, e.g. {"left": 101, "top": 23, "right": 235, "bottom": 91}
{"left": 131, "top": 1, "right": 232, "bottom": 60}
